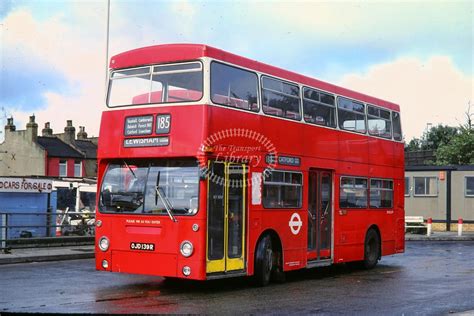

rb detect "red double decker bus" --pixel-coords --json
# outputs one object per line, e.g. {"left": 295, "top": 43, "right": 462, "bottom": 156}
{"left": 95, "top": 44, "right": 404, "bottom": 285}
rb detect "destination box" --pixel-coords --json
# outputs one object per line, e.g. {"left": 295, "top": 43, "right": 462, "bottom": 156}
{"left": 124, "top": 115, "right": 153, "bottom": 136}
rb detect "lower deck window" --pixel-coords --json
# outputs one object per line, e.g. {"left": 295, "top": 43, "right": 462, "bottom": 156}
{"left": 263, "top": 171, "right": 302, "bottom": 208}
{"left": 340, "top": 176, "right": 368, "bottom": 208}
{"left": 370, "top": 179, "right": 393, "bottom": 208}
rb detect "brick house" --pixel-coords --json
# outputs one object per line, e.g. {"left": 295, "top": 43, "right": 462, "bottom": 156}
{"left": 0, "top": 116, "right": 97, "bottom": 178}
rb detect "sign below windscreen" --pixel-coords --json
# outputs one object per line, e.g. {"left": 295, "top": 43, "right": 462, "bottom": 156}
{"left": 123, "top": 137, "right": 169, "bottom": 148}
{"left": 124, "top": 115, "right": 153, "bottom": 136}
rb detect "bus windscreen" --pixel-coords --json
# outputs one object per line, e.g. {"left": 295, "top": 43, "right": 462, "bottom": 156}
{"left": 107, "top": 62, "right": 203, "bottom": 107}
{"left": 99, "top": 159, "right": 199, "bottom": 215}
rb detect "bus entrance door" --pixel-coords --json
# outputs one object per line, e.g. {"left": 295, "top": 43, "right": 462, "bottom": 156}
{"left": 206, "top": 161, "right": 246, "bottom": 274}
{"left": 307, "top": 170, "right": 332, "bottom": 261}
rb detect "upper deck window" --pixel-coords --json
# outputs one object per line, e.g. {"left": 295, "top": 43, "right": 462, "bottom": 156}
{"left": 392, "top": 111, "right": 403, "bottom": 141}
{"left": 337, "top": 97, "right": 366, "bottom": 134}
{"left": 303, "top": 87, "right": 336, "bottom": 128}
{"left": 211, "top": 62, "right": 259, "bottom": 112}
{"left": 107, "top": 62, "right": 203, "bottom": 107}
{"left": 367, "top": 105, "right": 392, "bottom": 139}
{"left": 261, "top": 77, "right": 301, "bottom": 121}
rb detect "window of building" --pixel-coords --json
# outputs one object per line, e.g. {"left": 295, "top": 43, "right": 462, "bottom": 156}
{"left": 59, "top": 160, "right": 67, "bottom": 177}
{"left": 340, "top": 176, "right": 368, "bottom": 208}
{"left": 263, "top": 171, "right": 302, "bottom": 208}
{"left": 465, "top": 176, "right": 474, "bottom": 197}
{"left": 74, "top": 160, "right": 82, "bottom": 177}
{"left": 261, "top": 76, "right": 301, "bottom": 121}
{"left": 367, "top": 105, "right": 392, "bottom": 139}
{"left": 337, "top": 97, "right": 366, "bottom": 134}
{"left": 392, "top": 111, "right": 402, "bottom": 141}
{"left": 210, "top": 62, "right": 259, "bottom": 112}
{"left": 413, "top": 177, "right": 438, "bottom": 196}
{"left": 405, "top": 177, "right": 410, "bottom": 196}
{"left": 370, "top": 179, "right": 393, "bottom": 208}
{"left": 302, "top": 87, "right": 336, "bottom": 128}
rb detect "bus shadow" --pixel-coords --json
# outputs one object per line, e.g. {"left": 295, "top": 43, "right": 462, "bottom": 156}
{"left": 94, "top": 262, "right": 405, "bottom": 306}
{"left": 159, "top": 262, "right": 404, "bottom": 293}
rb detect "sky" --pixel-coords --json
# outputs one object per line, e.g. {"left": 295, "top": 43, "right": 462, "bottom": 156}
{"left": 0, "top": 0, "right": 473, "bottom": 141}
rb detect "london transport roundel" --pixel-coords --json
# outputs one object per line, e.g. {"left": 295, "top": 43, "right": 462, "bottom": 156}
{"left": 289, "top": 212, "right": 302, "bottom": 235}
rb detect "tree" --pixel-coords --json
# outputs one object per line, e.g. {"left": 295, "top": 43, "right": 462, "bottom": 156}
{"left": 406, "top": 138, "right": 422, "bottom": 151}
{"left": 420, "top": 125, "right": 458, "bottom": 150}
{"left": 405, "top": 125, "right": 458, "bottom": 152}
{"left": 435, "top": 102, "right": 474, "bottom": 165}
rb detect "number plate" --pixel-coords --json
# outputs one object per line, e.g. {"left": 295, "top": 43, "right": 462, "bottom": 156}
{"left": 130, "top": 242, "right": 155, "bottom": 251}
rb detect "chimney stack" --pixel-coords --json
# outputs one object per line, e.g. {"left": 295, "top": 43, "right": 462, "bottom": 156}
{"left": 64, "top": 120, "right": 76, "bottom": 144}
{"left": 5, "top": 117, "right": 16, "bottom": 132}
{"left": 26, "top": 115, "right": 38, "bottom": 143}
{"left": 4, "top": 117, "right": 16, "bottom": 141}
{"left": 77, "top": 126, "right": 88, "bottom": 140}
{"left": 42, "top": 122, "right": 53, "bottom": 136}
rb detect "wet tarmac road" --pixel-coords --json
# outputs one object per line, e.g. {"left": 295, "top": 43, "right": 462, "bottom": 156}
{"left": 1, "top": 241, "right": 473, "bottom": 315}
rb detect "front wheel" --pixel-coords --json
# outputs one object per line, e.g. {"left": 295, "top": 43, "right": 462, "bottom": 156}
{"left": 254, "top": 235, "right": 273, "bottom": 286}
{"left": 363, "top": 229, "right": 381, "bottom": 269}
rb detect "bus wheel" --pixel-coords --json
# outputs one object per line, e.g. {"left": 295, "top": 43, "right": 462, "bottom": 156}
{"left": 254, "top": 235, "right": 273, "bottom": 286}
{"left": 363, "top": 229, "right": 380, "bottom": 269}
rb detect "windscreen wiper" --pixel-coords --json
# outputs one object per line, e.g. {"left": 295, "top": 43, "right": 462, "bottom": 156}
{"left": 155, "top": 171, "right": 177, "bottom": 223}
{"left": 123, "top": 160, "right": 137, "bottom": 179}
{"left": 156, "top": 187, "right": 177, "bottom": 222}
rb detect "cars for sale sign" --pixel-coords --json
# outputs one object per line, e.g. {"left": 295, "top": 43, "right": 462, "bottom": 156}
{"left": 0, "top": 177, "right": 53, "bottom": 193}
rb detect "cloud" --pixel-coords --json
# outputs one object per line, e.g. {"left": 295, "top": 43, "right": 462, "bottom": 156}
{"left": 1, "top": 5, "right": 107, "bottom": 138}
{"left": 338, "top": 56, "right": 474, "bottom": 141}
{"left": 1, "top": 1, "right": 472, "bottom": 145}
{"left": 1, "top": 64, "right": 68, "bottom": 111}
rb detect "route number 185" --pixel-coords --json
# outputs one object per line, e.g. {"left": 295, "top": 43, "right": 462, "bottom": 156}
{"left": 156, "top": 114, "right": 171, "bottom": 134}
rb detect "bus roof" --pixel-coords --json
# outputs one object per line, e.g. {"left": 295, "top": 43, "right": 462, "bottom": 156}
{"left": 110, "top": 44, "right": 400, "bottom": 112}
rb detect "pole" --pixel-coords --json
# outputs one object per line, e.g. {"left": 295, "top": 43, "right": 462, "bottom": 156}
{"left": 104, "top": 0, "right": 111, "bottom": 92}
{"left": 458, "top": 218, "right": 463, "bottom": 237}
{"left": 446, "top": 170, "right": 451, "bottom": 231}
{"left": 1, "top": 214, "right": 6, "bottom": 251}
{"left": 427, "top": 217, "right": 432, "bottom": 237}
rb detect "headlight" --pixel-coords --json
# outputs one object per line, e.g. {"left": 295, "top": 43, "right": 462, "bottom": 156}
{"left": 98, "top": 236, "right": 110, "bottom": 251}
{"left": 180, "top": 240, "right": 193, "bottom": 257}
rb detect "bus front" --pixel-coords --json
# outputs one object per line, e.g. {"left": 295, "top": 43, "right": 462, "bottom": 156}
{"left": 95, "top": 48, "right": 209, "bottom": 280}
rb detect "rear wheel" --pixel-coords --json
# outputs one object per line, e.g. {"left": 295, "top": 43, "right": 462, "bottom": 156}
{"left": 254, "top": 235, "right": 273, "bottom": 286}
{"left": 363, "top": 228, "right": 381, "bottom": 269}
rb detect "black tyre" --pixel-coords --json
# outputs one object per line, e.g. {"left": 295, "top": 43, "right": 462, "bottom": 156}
{"left": 363, "top": 228, "right": 381, "bottom": 269}
{"left": 254, "top": 235, "right": 273, "bottom": 286}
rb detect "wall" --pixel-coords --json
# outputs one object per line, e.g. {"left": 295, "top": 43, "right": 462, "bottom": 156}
{"left": 451, "top": 170, "right": 474, "bottom": 223}
{"left": 84, "top": 159, "right": 97, "bottom": 177}
{"left": 0, "top": 192, "right": 57, "bottom": 238}
{"left": 405, "top": 171, "right": 447, "bottom": 221}
{"left": 405, "top": 169, "right": 474, "bottom": 231}
{"left": 47, "top": 158, "right": 85, "bottom": 177}
{"left": 0, "top": 130, "right": 46, "bottom": 176}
